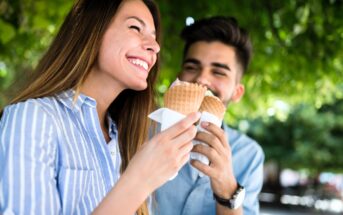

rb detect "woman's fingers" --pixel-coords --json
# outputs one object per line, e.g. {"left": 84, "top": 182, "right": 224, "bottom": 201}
{"left": 135, "top": 112, "right": 203, "bottom": 189}
{"left": 161, "top": 112, "right": 201, "bottom": 139}
{"left": 178, "top": 141, "right": 193, "bottom": 158}
{"left": 169, "top": 125, "right": 197, "bottom": 148}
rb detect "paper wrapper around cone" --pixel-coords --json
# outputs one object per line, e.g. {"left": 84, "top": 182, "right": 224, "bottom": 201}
{"left": 148, "top": 80, "right": 228, "bottom": 179}
{"left": 164, "top": 83, "right": 207, "bottom": 115}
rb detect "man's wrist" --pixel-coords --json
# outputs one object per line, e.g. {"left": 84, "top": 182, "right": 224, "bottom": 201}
{"left": 213, "top": 183, "right": 245, "bottom": 209}
{"left": 214, "top": 176, "right": 237, "bottom": 198}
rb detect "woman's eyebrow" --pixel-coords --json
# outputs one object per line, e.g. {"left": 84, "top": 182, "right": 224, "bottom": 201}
{"left": 126, "top": 16, "right": 156, "bottom": 36}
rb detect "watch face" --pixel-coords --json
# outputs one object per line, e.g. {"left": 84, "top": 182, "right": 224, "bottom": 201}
{"left": 232, "top": 186, "right": 245, "bottom": 209}
{"left": 213, "top": 183, "right": 246, "bottom": 209}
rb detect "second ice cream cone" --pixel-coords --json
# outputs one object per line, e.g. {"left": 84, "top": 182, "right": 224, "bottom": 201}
{"left": 199, "top": 95, "right": 226, "bottom": 120}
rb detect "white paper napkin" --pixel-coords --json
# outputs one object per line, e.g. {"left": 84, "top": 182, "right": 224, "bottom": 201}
{"left": 148, "top": 109, "right": 222, "bottom": 178}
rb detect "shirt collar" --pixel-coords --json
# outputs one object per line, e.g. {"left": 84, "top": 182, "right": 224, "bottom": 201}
{"left": 107, "top": 114, "right": 118, "bottom": 139}
{"left": 56, "top": 89, "right": 118, "bottom": 139}
{"left": 56, "top": 89, "right": 97, "bottom": 112}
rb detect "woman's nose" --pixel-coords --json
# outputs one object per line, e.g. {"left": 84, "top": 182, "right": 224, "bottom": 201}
{"left": 143, "top": 36, "right": 160, "bottom": 54}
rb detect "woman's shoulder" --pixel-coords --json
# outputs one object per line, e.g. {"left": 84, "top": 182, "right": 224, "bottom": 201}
{"left": 3, "top": 96, "right": 59, "bottom": 117}
{"left": 0, "top": 96, "right": 62, "bottom": 138}
{"left": 1, "top": 96, "right": 69, "bottom": 133}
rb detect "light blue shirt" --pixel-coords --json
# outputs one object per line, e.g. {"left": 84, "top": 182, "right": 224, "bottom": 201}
{"left": 0, "top": 90, "right": 121, "bottom": 214}
{"left": 153, "top": 124, "right": 264, "bottom": 215}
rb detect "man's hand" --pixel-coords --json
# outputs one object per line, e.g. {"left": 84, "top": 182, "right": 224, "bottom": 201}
{"left": 190, "top": 122, "right": 244, "bottom": 214}
{"left": 190, "top": 121, "right": 237, "bottom": 198}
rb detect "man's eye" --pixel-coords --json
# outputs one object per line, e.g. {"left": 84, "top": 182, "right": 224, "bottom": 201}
{"left": 129, "top": 25, "right": 141, "bottom": 32}
{"left": 213, "top": 70, "right": 226, "bottom": 77}
{"left": 184, "top": 67, "right": 198, "bottom": 73}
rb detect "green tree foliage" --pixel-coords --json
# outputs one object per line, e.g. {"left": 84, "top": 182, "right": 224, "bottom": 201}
{"left": 246, "top": 98, "right": 343, "bottom": 173}
{"left": 156, "top": 1, "right": 343, "bottom": 173}
{"left": 0, "top": 0, "right": 72, "bottom": 106}
{"left": 157, "top": 0, "right": 343, "bottom": 120}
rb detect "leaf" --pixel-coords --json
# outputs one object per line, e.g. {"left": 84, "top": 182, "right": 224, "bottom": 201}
{"left": 0, "top": 19, "right": 16, "bottom": 44}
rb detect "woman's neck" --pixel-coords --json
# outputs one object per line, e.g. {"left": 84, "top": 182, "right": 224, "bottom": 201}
{"left": 79, "top": 69, "right": 124, "bottom": 142}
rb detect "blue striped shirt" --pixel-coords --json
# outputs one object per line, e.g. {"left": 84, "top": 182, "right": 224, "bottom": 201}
{"left": 0, "top": 90, "right": 121, "bottom": 214}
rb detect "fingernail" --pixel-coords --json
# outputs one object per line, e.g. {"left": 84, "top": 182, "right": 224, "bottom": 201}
{"left": 201, "top": 121, "right": 209, "bottom": 127}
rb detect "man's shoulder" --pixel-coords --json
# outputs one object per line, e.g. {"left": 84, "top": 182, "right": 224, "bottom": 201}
{"left": 223, "top": 124, "right": 264, "bottom": 157}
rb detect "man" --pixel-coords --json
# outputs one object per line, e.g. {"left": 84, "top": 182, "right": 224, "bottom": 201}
{"left": 154, "top": 16, "right": 264, "bottom": 215}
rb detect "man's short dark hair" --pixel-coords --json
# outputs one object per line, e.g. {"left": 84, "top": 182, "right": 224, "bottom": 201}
{"left": 181, "top": 16, "right": 252, "bottom": 75}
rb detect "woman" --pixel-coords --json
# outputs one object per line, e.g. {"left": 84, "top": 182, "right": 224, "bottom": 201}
{"left": 0, "top": 0, "right": 200, "bottom": 214}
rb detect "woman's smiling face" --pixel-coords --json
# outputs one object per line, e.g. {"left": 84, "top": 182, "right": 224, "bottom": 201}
{"left": 94, "top": 0, "right": 160, "bottom": 91}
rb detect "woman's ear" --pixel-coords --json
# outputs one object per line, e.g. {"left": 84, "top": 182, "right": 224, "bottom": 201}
{"left": 231, "top": 83, "right": 245, "bottom": 103}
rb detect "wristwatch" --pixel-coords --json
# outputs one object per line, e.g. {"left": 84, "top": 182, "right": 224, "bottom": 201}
{"left": 213, "top": 183, "right": 245, "bottom": 209}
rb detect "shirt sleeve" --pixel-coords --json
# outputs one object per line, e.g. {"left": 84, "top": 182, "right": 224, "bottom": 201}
{"left": 242, "top": 143, "right": 265, "bottom": 215}
{"left": 0, "top": 101, "right": 61, "bottom": 214}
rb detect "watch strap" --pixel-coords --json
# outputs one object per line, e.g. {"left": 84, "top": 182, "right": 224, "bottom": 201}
{"left": 213, "top": 183, "right": 245, "bottom": 209}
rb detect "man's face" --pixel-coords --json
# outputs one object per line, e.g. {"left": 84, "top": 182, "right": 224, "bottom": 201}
{"left": 179, "top": 41, "right": 245, "bottom": 107}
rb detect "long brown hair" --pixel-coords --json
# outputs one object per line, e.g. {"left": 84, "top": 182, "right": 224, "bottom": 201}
{"left": 7, "top": 0, "right": 161, "bottom": 214}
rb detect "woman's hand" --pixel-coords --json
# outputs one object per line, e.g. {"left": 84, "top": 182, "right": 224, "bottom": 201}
{"left": 125, "top": 112, "right": 201, "bottom": 193}
{"left": 94, "top": 112, "right": 201, "bottom": 215}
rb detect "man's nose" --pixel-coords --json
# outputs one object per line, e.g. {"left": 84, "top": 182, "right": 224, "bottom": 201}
{"left": 195, "top": 70, "right": 211, "bottom": 88}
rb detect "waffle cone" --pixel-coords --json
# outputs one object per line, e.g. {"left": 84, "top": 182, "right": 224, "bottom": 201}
{"left": 199, "top": 95, "right": 226, "bottom": 120}
{"left": 164, "top": 83, "right": 207, "bottom": 115}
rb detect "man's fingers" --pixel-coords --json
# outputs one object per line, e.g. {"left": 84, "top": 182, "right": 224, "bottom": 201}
{"left": 192, "top": 143, "right": 218, "bottom": 161}
{"left": 201, "top": 122, "right": 228, "bottom": 148}
{"left": 190, "top": 159, "right": 213, "bottom": 177}
{"left": 195, "top": 132, "right": 224, "bottom": 154}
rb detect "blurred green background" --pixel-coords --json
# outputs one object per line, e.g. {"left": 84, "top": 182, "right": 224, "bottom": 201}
{"left": 0, "top": 1, "right": 342, "bottom": 208}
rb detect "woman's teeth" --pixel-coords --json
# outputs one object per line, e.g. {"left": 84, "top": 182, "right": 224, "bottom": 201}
{"left": 130, "top": 59, "right": 148, "bottom": 71}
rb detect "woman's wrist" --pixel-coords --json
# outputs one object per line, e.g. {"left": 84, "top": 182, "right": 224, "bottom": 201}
{"left": 119, "top": 169, "right": 152, "bottom": 199}
{"left": 93, "top": 170, "right": 151, "bottom": 214}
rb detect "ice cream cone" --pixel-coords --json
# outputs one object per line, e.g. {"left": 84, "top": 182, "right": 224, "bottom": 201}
{"left": 199, "top": 95, "right": 226, "bottom": 120}
{"left": 164, "top": 81, "right": 207, "bottom": 115}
